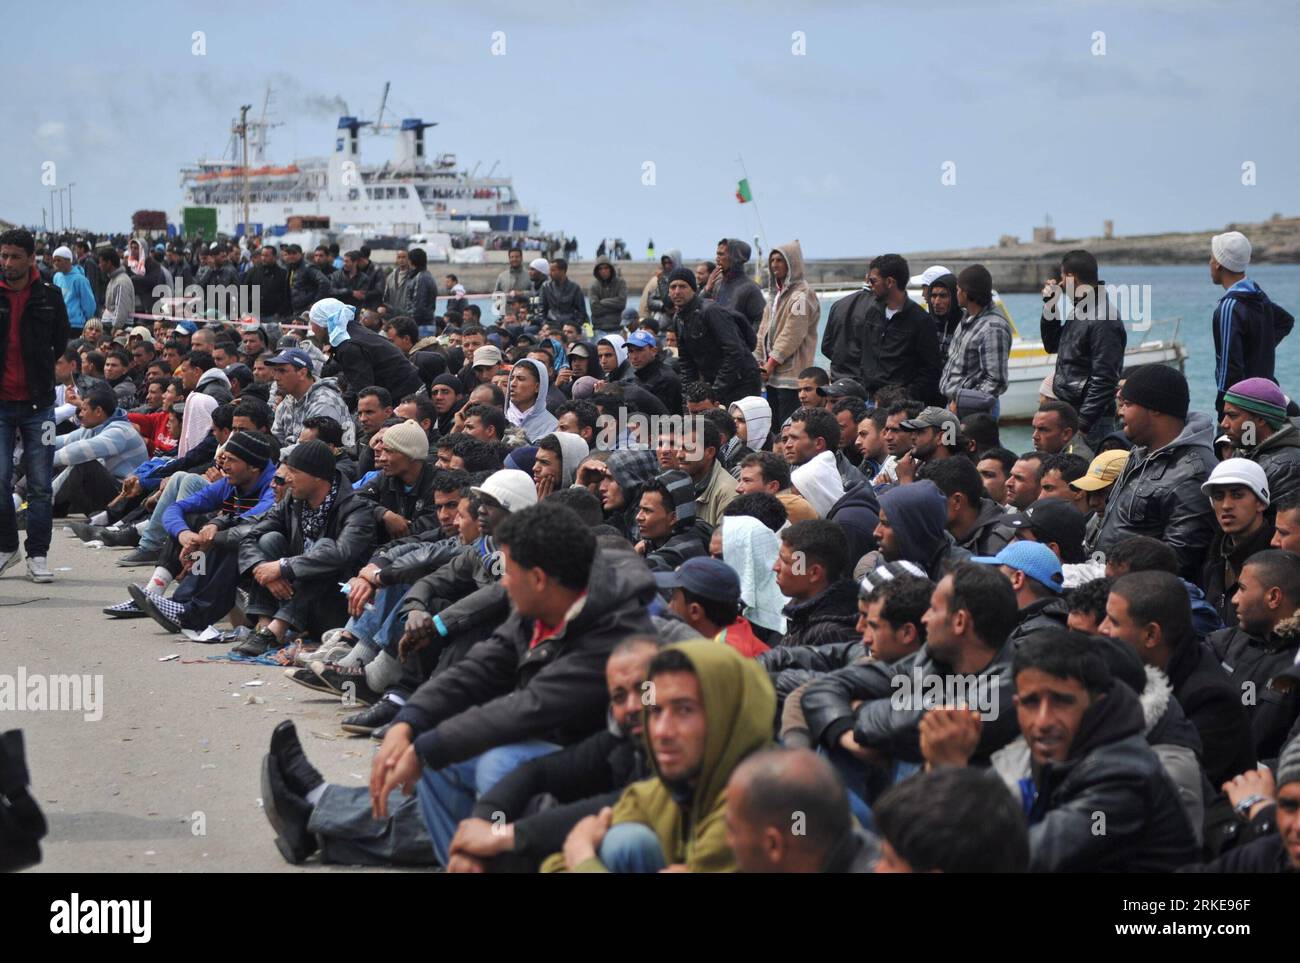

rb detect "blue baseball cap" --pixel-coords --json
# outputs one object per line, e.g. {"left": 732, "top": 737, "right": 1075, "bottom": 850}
{"left": 970, "top": 540, "right": 1064, "bottom": 593}
{"left": 626, "top": 330, "right": 657, "bottom": 350}
{"left": 265, "top": 347, "right": 313, "bottom": 370}
{"left": 175, "top": 319, "right": 198, "bottom": 335}
{"left": 654, "top": 557, "right": 741, "bottom": 603}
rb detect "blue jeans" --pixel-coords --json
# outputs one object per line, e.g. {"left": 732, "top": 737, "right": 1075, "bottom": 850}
{"left": 598, "top": 822, "right": 667, "bottom": 873}
{"left": 414, "top": 740, "right": 560, "bottom": 865}
{"left": 139, "top": 472, "right": 206, "bottom": 552}
{"left": 0, "top": 402, "right": 55, "bottom": 557}
{"left": 346, "top": 584, "right": 405, "bottom": 648}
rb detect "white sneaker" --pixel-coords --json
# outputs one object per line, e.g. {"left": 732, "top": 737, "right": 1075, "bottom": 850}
{"left": 0, "top": 550, "right": 19, "bottom": 577}
{"left": 26, "top": 556, "right": 53, "bottom": 583}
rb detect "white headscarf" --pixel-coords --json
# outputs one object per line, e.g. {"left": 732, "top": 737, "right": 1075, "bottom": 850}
{"left": 790, "top": 450, "right": 845, "bottom": 518}
{"left": 722, "top": 515, "right": 789, "bottom": 633}
{"left": 309, "top": 298, "right": 356, "bottom": 347}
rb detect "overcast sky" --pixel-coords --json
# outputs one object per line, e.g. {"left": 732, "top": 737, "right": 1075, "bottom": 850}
{"left": 4, "top": 0, "right": 1297, "bottom": 258}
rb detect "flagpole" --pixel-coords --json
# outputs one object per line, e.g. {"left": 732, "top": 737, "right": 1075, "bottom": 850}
{"left": 736, "top": 155, "right": 768, "bottom": 267}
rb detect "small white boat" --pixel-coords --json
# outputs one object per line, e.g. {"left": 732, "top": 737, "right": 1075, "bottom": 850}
{"left": 813, "top": 286, "right": 1187, "bottom": 423}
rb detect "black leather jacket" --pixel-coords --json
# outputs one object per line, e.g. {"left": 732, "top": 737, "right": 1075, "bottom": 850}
{"left": 1094, "top": 413, "right": 1219, "bottom": 581}
{"left": 803, "top": 637, "right": 1020, "bottom": 763}
{"left": 1026, "top": 681, "right": 1199, "bottom": 872}
{"left": 237, "top": 472, "right": 377, "bottom": 581}
{"left": 1039, "top": 287, "right": 1127, "bottom": 431}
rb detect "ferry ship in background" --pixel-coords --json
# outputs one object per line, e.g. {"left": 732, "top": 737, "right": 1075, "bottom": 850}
{"left": 177, "top": 86, "right": 541, "bottom": 255}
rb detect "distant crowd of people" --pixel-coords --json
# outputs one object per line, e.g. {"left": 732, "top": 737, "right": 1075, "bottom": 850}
{"left": 1, "top": 222, "right": 1298, "bottom": 874}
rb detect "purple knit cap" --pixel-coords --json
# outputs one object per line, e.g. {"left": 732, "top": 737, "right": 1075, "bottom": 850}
{"left": 1228, "top": 377, "right": 1287, "bottom": 409}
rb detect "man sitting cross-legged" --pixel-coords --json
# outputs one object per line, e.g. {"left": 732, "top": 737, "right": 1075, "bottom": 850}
{"left": 126, "top": 431, "right": 279, "bottom": 634}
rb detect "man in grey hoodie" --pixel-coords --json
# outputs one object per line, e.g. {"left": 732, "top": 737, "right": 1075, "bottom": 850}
{"left": 588, "top": 257, "right": 628, "bottom": 333}
{"left": 703, "top": 238, "right": 766, "bottom": 335}
{"left": 1094, "top": 364, "right": 1217, "bottom": 582}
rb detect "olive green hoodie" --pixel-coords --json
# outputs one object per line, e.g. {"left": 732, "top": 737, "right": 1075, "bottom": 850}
{"left": 566, "top": 639, "right": 776, "bottom": 872}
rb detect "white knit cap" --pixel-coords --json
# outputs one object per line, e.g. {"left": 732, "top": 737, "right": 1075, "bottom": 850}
{"left": 471, "top": 468, "right": 538, "bottom": 513}
{"left": 52, "top": 245, "right": 74, "bottom": 261}
{"left": 529, "top": 257, "right": 549, "bottom": 274}
{"left": 1211, "top": 231, "right": 1251, "bottom": 273}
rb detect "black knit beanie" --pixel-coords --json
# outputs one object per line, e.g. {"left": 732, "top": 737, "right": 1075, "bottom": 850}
{"left": 666, "top": 266, "right": 698, "bottom": 293}
{"left": 1120, "top": 364, "right": 1189, "bottom": 420}
{"left": 286, "top": 439, "right": 337, "bottom": 480}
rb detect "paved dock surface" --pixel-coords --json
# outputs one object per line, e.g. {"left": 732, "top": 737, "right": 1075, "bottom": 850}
{"left": 2, "top": 531, "right": 390, "bottom": 873}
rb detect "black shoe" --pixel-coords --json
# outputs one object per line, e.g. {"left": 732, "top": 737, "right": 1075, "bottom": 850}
{"left": 233, "top": 627, "right": 280, "bottom": 657}
{"left": 310, "top": 661, "right": 379, "bottom": 706}
{"left": 116, "top": 547, "right": 160, "bottom": 567}
{"left": 101, "top": 526, "right": 142, "bottom": 548}
{"left": 268, "top": 720, "right": 325, "bottom": 797}
{"left": 129, "top": 584, "right": 184, "bottom": 633}
{"left": 285, "top": 666, "right": 336, "bottom": 695}
{"left": 370, "top": 723, "right": 392, "bottom": 741}
{"left": 260, "top": 753, "right": 317, "bottom": 865}
{"left": 68, "top": 521, "right": 107, "bottom": 543}
{"left": 340, "top": 698, "right": 400, "bottom": 736}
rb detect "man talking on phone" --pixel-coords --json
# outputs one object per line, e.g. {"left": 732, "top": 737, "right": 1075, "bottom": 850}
{"left": 1039, "top": 250, "right": 1126, "bottom": 450}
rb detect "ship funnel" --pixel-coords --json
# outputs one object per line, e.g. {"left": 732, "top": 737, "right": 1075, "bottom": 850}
{"left": 394, "top": 118, "right": 437, "bottom": 171}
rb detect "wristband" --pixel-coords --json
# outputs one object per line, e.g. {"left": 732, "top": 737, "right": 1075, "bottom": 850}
{"left": 432, "top": 614, "right": 449, "bottom": 637}
{"left": 1233, "top": 793, "right": 1267, "bottom": 818}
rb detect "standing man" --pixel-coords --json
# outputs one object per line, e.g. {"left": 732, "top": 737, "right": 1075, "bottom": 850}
{"left": 702, "top": 238, "right": 766, "bottom": 335}
{"left": 246, "top": 244, "right": 289, "bottom": 322}
{"left": 858, "top": 254, "right": 942, "bottom": 405}
{"left": 587, "top": 257, "right": 628, "bottom": 334}
{"left": 1209, "top": 231, "right": 1295, "bottom": 413}
{"left": 541, "top": 258, "right": 589, "bottom": 330}
{"left": 50, "top": 245, "right": 96, "bottom": 332}
{"left": 0, "top": 229, "right": 72, "bottom": 582}
{"left": 1040, "top": 249, "right": 1127, "bottom": 449}
{"left": 494, "top": 247, "right": 529, "bottom": 300}
{"left": 667, "top": 268, "right": 761, "bottom": 407}
{"left": 383, "top": 249, "right": 413, "bottom": 317}
{"left": 939, "top": 265, "right": 1011, "bottom": 417}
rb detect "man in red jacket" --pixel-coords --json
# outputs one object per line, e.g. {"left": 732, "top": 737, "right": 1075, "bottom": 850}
{"left": 0, "top": 229, "right": 72, "bottom": 583}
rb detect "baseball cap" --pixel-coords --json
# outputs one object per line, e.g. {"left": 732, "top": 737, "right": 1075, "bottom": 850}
{"left": 654, "top": 557, "right": 742, "bottom": 603}
{"left": 971, "top": 540, "right": 1064, "bottom": 594}
{"left": 472, "top": 345, "right": 503, "bottom": 368}
{"left": 175, "top": 319, "right": 198, "bottom": 336}
{"left": 909, "top": 265, "right": 951, "bottom": 288}
{"left": 626, "top": 330, "right": 657, "bottom": 350}
{"left": 1004, "top": 499, "right": 1087, "bottom": 564}
{"left": 1200, "top": 457, "right": 1270, "bottom": 505}
{"left": 568, "top": 343, "right": 591, "bottom": 358}
{"left": 817, "top": 378, "right": 867, "bottom": 400}
{"left": 1070, "top": 449, "right": 1130, "bottom": 492}
{"left": 470, "top": 469, "right": 538, "bottom": 513}
{"left": 900, "top": 405, "right": 959, "bottom": 433}
{"left": 129, "top": 325, "right": 155, "bottom": 342}
{"left": 265, "top": 347, "right": 313, "bottom": 370}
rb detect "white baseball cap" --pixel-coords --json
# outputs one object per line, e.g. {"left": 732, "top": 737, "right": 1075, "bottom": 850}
{"left": 909, "top": 265, "right": 951, "bottom": 287}
{"left": 1201, "top": 457, "right": 1270, "bottom": 505}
